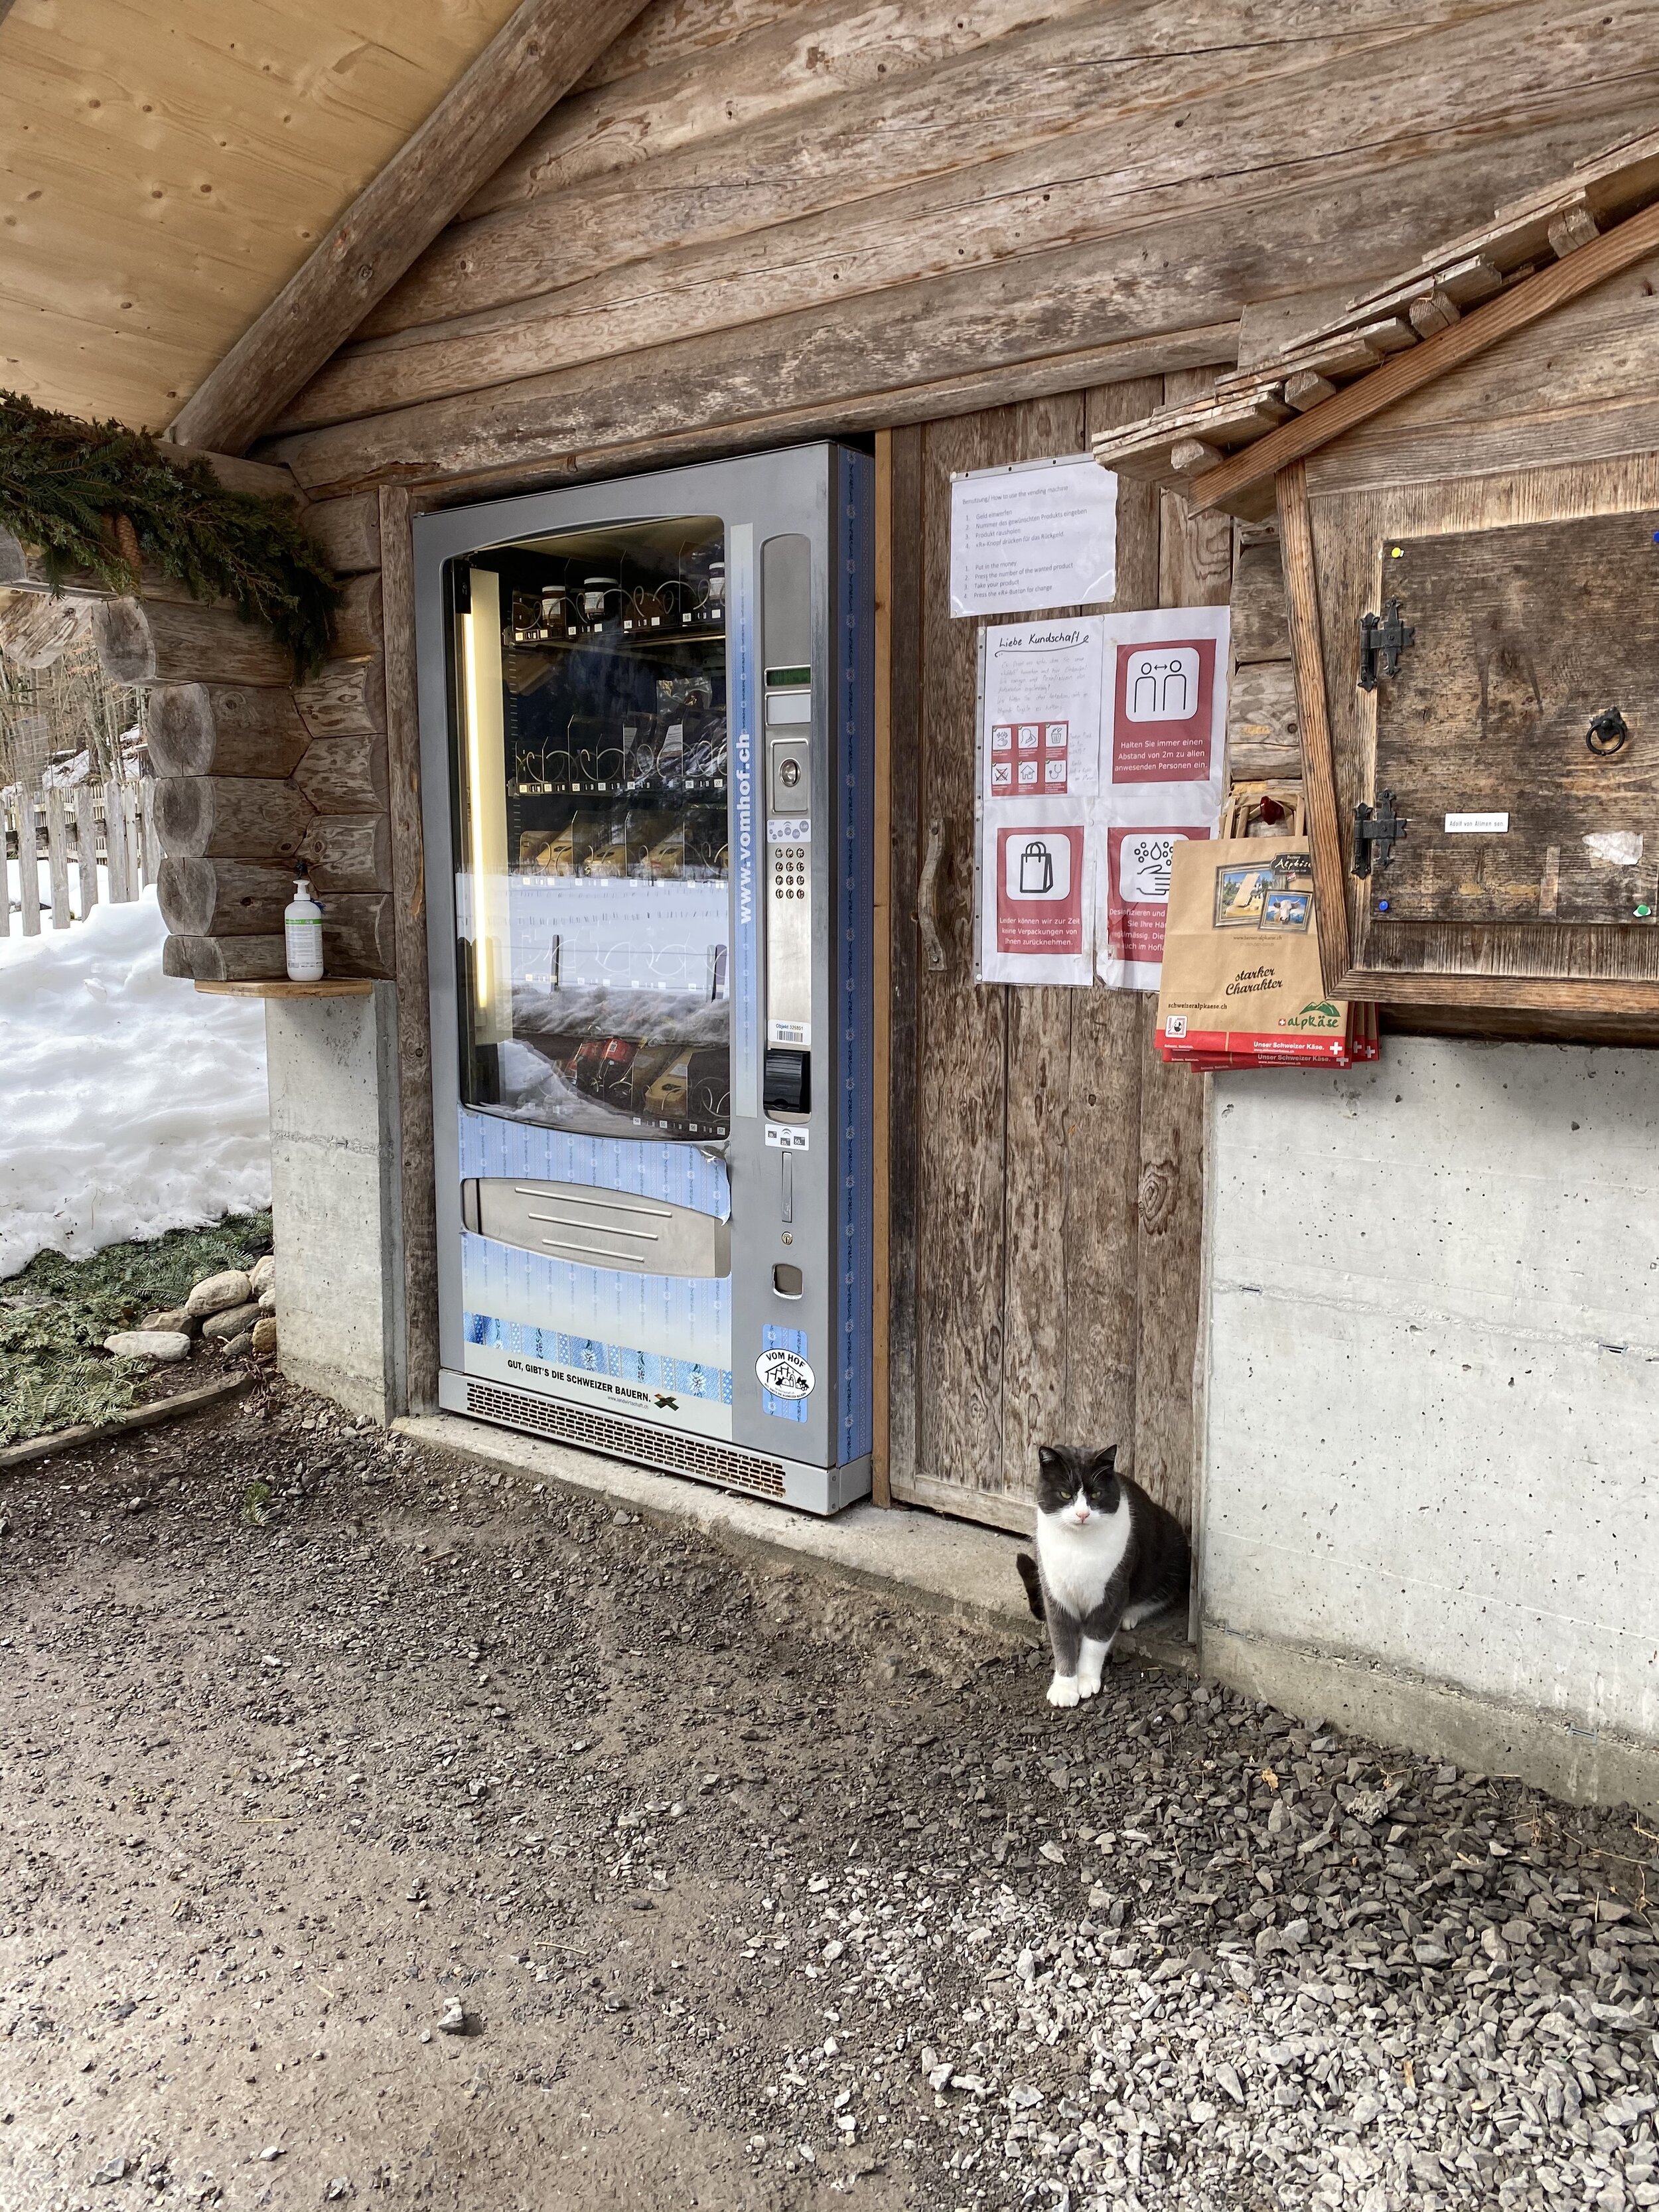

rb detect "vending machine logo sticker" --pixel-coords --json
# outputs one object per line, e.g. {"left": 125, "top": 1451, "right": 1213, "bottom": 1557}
{"left": 757, "top": 1345, "right": 815, "bottom": 1398}
{"left": 1110, "top": 637, "right": 1217, "bottom": 783}
{"left": 995, "top": 824, "right": 1085, "bottom": 956}
{"left": 1104, "top": 826, "right": 1206, "bottom": 966}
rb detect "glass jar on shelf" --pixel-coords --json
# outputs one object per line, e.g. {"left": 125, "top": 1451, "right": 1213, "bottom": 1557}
{"left": 579, "top": 575, "right": 619, "bottom": 630}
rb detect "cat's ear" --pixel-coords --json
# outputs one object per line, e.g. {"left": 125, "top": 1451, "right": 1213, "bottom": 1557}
{"left": 1037, "top": 1445, "right": 1062, "bottom": 1476}
{"left": 1092, "top": 1444, "right": 1119, "bottom": 1478}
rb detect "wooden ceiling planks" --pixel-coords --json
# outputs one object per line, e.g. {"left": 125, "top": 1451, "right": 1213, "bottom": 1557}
{"left": 168, "top": 0, "right": 655, "bottom": 454}
{"left": 0, "top": 0, "right": 526, "bottom": 426}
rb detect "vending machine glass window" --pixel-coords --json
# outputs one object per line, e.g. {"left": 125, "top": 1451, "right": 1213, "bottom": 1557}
{"left": 452, "top": 516, "right": 731, "bottom": 1145}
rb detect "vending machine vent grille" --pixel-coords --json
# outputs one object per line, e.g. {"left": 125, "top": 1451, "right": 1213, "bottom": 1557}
{"left": 463, "top": 1380, "right": 788, "bottom": 1499}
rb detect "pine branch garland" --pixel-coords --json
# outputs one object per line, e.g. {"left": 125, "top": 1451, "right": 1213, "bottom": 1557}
{"left": 0, "top": 392, "right": 340, "bottom": 678}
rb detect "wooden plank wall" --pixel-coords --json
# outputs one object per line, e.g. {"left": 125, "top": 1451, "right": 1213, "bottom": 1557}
{"left": 259, "top": 0, "right": 1659, "bottom": 494}
{"left": 887, "top": 369, "right": 1229, "bottom": 1537}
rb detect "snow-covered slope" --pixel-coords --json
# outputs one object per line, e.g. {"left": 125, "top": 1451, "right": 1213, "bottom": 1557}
{"left": 0, "top": 887, "right": 270, "bottom": 1278}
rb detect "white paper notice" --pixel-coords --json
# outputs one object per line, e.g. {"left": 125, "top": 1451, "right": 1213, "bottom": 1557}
{"left": 950, "top": 457, "right": 1118, "bottom": 618}
{"left": 970, "top": 606, "right": 1230, "bottom": 991}
{"left": 981, "top": 618, "right": 1105, "bottom": 798}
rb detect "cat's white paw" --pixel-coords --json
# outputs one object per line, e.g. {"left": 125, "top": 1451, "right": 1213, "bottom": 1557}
{"left": 1076, "top": 1636, "right": 1111, "bottom": 1700}
{"left": 1046, "top": 1674, "right": 1080, "bottom": 1708}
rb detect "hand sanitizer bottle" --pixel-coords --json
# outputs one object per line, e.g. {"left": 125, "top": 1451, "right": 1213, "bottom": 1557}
{"left": 284, "top": 867, "right": 324, "bottom": 982}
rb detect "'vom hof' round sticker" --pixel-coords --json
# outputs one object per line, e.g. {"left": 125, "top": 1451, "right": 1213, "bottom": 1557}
{"left": 756, "top": 1347, "right": 815, "bottom": 1399}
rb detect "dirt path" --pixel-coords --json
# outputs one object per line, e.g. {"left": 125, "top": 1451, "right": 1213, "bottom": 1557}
{"left": 3, "top": 1382, "right": 1658, "bottom": 2212}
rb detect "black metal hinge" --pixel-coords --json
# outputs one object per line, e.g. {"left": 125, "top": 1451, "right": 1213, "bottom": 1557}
{"left": 1353, "top": 792, "right": 1407, "bottom": 877}
{"left": 1357, "top": 597, "right": 1414, "bottom": 691}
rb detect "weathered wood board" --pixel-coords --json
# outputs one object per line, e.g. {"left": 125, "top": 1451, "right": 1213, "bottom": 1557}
{"left": 1370, "top": 511, "right": 1659, "bottom": 926}
{"left": 889, "top": 371, "right": 1217, "bottom": 1536}
{"left": 257, "top": 0, "right": 1659, "bottom": 492}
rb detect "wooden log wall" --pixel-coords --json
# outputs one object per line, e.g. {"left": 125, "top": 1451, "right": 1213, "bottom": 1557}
{"left": 1225, "top": 524, "right": 1299, "bottom": 788}
{"left": 252, "top": 0, "right": 1659, "bottom": 495}
{"left": 82, "top": 477, "right": 401, "bottom": 986}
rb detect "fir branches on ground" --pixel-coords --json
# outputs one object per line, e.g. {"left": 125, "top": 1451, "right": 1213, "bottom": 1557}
{"left": 0, "top": 393, "right": 339, "bottom": 677}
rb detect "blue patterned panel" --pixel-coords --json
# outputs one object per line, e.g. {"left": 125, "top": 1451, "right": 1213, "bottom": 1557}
{"left": 461, "top": 1229, "right": 730, "bottom": 1370}
{"left": 761, "top": 1321, "right": 810, "bottom": 1425}
{"left": 463, "top": 1312, "right": 733, "bottom": 1406}
{"left": 837, "top": 447, "right": 876, "bottom": 1465}
{"left": 459, "top": 1105, "right": 730, "bottom": 1220}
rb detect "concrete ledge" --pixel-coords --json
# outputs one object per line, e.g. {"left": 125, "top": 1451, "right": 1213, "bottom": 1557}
{"left": 1202, "top": 1618, "right": 1659, "bottom": 1816}
{"left": 396, "top": 1412, "right": 1196, "bottom": 1677}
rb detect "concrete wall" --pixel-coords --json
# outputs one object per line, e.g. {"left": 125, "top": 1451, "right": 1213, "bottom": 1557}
{"left": 1199, "top": 1037, "right": 1659, "bottom": 1812}
{"left": 265, "top": 984, "right": 405, "bottom": 1424}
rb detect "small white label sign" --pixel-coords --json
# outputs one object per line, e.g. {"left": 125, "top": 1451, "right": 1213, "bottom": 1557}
{"left": 764, "top": 1122, "right": 808, "bottom": 1151}
{"left": 757, "top": 1347, "right": 815, "bottom": 1399}
{"left": 1445, "top": 812, "right": 1509, "bottom": 834}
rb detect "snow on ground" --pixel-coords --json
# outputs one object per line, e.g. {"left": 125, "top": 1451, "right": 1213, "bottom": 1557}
{"left": 0, "top": 879, "right": 269, "bottom": 1278}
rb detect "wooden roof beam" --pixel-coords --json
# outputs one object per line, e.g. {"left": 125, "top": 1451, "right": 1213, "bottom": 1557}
{"left": 1190, "top": 196, "right": 1659, "bottom": 516}
{"left": 167, "top": 0, "right": 652, "bottom": 458}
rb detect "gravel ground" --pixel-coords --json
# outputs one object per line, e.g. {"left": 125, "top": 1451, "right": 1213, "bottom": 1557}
{"left": 3, "top": 1380, "right": 1658, "bottom": 2212}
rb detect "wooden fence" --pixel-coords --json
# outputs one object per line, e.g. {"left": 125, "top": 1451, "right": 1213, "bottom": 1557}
{"left": 1, "top": 776, "right": 159, "bottom": 936}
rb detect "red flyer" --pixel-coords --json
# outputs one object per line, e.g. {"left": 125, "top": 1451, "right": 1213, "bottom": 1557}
{"left": 1100, "top": 824, "right": 1212, "bottom": 989}
{"left": 1110, "top": 636, "right": 1218, "bottom": 783}
{"left": 995, "top": 824, "right": 1086, "bottom": 956}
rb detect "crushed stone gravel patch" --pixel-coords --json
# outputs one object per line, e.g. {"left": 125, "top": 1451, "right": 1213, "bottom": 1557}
{"left": 1, "top": 1378, "right": 1656, "bottom": 2211}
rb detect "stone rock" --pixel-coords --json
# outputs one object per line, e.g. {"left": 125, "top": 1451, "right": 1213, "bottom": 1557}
{"left": 201, "top": 1301, "right": 262, "bottom": 1343}
{"left": 137, "top": 1307, "right": 196, "bottom": 1336}
{"left": 251, "top": 1317, "right": 278, "bottom": 1357}
{"left": 437, "top": 1998, "right": 468, "bottom": 2035}
{"left": 257, "top": 1286, "right": 277, "bottom": 1313}
{"left": 185, "top": 1269, "right": 250, "bottom": 1319}
{"left": 250, "top": 1254, "right": 276, "bottom": 1297}
{"left": 104, "top": 1331, "right": 192, "bottom": 1364}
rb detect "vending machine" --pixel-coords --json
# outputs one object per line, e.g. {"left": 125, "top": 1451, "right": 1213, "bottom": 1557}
{"left": 414, "top": 445, "right": 875, "bottom": 1514}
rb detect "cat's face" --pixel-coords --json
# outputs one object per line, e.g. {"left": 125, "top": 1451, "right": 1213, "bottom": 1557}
{"left": 1037, "top": 1443, "right": 1120, "bottom": 1527}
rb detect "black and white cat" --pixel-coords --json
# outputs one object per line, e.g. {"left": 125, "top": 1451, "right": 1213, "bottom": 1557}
{"left": 1016, "top": 1443, "right": 1190, "bottom": 1708}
